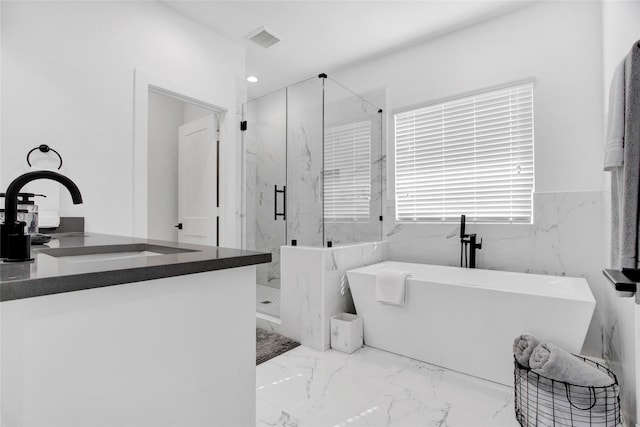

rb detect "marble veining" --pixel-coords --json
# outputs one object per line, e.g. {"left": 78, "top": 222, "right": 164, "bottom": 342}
{"left": 280, "top": 242, "right": 385, "bottom": 351}
{"left": 243, "top": 91, "right": 287, "bottom": 286}
{"left": 256, "top": 345, "right": 519, "bottom": 427}
{"left": 243, "top": 83, "right": 385, "bottom": 285}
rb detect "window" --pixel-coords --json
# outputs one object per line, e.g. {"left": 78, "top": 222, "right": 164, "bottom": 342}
{"left": 394, "top": 82, "right": 534, "bottom": 223}
{"left": 323, "top": 120, "right": 371, "bottom": 221}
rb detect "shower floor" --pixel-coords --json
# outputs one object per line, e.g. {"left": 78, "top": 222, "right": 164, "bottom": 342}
{"left": 256, "top": 284, "right": 281, "bottom": 318}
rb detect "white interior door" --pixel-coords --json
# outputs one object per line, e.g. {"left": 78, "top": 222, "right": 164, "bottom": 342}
{"left": 178, "top": 114, "right": 219, "bottom": 245}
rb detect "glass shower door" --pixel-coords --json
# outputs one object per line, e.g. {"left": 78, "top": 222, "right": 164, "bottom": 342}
{"left": 242, "top": 89, "right": 287, "bottom": 318}
{"left": 286, "top": 78, "right": 325, "bottom": 247}
{"left": 323, "top": 78, "right": 384, "bottom": 245}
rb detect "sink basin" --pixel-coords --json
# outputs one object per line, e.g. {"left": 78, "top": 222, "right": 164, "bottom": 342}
{"left": 52, "top": 251, "right": 163, "bottom": 263}
{"left": 38, "top": 243, "right": 196, "bottom": 263}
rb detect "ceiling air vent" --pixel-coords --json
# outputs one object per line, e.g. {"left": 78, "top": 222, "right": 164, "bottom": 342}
{"left": 246, "top": 26, "right": 282, "bottom": 48}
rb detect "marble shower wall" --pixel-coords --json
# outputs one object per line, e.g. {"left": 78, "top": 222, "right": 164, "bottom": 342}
{"left": 244, "top": 90, "right": 287, "bottom": 287}
{"left": 279, "top": 241, "right": 386, "bottom": 351}
{"left": 383, "top": 190, "right": 607, "bottom": 357}
{"left": 285, "top": 79, "right": 324, "bottom": 247}
{"left": 246, "top": 79, "right": 385, "bottom": 260}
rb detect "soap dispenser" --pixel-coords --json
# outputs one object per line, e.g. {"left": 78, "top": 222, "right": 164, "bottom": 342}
{"left": 0, "top": 192, "right": 44, "bottom": 235}
{"left": 17, "top": 193, "right": 44, "bottom": 235}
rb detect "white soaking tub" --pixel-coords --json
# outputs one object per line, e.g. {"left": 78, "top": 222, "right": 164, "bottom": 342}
{"left": 346, "top": 261, "right": 595, "bottom": 385}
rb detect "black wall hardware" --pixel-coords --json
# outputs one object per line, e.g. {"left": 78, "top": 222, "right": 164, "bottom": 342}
{"left": 26, "top": 144, "right": 63, "bottom": 169}
{"left": 274, "top": 185, "right": 286, "bottom": 220}
{"left": 379, "top": 215, "right": 383, "bottom": 221}
{"left": 174, "top": 223, "right": 183, "bottom": 230}
{"left": 1, "top": 171, "right": 82, "bottom": 261}
{"left": 291, "top": 239, "right": 297, "bottom": 246}
{"left": 318, "top": 73, "right": 327, "bottom": 79}
{"left": 240, "top": 121, "right": 247, "bottom": 131}
{"left": 327, "top": 241, "right": 333, "bottom": 248}
{"left": 459, "top": 214, "right": 483, "bottom": 268}
{"left": 603, "top": 268, "right": 638, "bottom": 295}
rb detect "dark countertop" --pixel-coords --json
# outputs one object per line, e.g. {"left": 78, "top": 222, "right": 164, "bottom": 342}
{"left": 0, "top": 232, "right": 271, "bottom": 302}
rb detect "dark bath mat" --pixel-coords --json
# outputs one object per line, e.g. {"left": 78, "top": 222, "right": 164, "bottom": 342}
{"left": 256, "top": 328, "right": 300, "bottom": 365}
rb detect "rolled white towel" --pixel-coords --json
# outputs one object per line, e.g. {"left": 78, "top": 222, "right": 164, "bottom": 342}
{"left": 512, "top": 333, "right": 540, "bottom": 368}
{"left": 529, "top": 342, "right": 614, "bottom": 387}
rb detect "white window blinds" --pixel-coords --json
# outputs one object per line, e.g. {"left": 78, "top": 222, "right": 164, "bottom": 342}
{"left": 323, "top": 120, "right": 372, "bottom": 221}
{"left": 394, "top": 82, "right": 534, "bottom": 223}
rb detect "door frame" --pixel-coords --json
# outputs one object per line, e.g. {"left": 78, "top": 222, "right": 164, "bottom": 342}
{"left": 133, "top": 69, "right": 226, "bottom": 241}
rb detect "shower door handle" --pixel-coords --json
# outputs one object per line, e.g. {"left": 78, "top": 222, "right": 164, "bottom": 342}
{"left": 274, "top": 185, "right": 286, "bottom": 221}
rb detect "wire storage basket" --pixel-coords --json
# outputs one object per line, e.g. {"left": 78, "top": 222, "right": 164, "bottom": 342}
{"left": 514, "top": 356, "right": 621, "bottom": 426}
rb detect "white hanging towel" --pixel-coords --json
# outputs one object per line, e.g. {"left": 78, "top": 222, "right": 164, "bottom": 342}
{"left": 375, "top": 270, "right": 411, "bottom": 306}
{"left": 23, "top": 156, "right": 61, "bottom": 228}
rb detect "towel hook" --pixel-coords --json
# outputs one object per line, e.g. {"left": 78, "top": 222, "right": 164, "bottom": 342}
{"left": 26, "top": 144, "right": 63, "bottom": 170}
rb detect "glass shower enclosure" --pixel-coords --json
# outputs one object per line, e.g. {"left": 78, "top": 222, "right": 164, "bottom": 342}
{"left": 241, "top": 75, "right": 383, "bottom": 319}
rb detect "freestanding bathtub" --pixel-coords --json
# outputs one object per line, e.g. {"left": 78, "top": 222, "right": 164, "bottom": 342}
{"left": 346, "top": 261, "right": 596, "bottom": 386}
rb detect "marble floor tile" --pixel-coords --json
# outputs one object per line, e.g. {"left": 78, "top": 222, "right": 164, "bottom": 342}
{"left": 256, "top": 345, "right": 519, "bottom": 427}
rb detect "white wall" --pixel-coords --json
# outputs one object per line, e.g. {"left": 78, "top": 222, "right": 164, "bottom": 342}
{"left": 334, "top": 1, "right": 604, "bottom": 195}
{"left": 601, "top": 1, "right": 640, "bottom": 424}
{"left": 332, "top": 1, "right": 640, "bottom": 423}
{"left": 1, "top": 1, "right": 245, "bottom": 240}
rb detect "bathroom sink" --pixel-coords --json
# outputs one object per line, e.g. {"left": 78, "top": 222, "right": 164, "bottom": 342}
{"left": 50, "top": 250, "right": 163, "bottom": 263}
{"left": 38, "top": 243, "right": 196, "bottom": 263}
{"left": 50, "top": 232, "right": 91, "bottom": 238}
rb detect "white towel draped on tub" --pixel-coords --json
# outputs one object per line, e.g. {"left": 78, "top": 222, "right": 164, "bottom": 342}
{"left": 375, "top": 270, "right": 411, "bottom": 306}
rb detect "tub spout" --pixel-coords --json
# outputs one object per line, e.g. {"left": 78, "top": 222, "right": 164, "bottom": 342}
{"left": 467, "top": 234, "right": 483, "bottom": 268}
{"left": 1, "top": 171, "right": 83, "bottom": 261}
{"left": 460, "top": 215, "right": 482, "bottom": 268}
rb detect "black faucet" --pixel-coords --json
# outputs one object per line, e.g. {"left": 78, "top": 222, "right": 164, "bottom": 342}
{"left": 459, "top": 215, "right": 483, "bottom": 268}
{"left": 1, "top": 171, "right": 82, "bottom": 261}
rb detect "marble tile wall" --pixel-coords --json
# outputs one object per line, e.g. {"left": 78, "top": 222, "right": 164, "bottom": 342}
{"left": 245, "top": 79, "right": 385, "bottom": 254}
{"left": 244, "top": 80, "right": 385, "bottom": 270}
{"left": 279, "top": 241, "right": 386, "bottom": 351}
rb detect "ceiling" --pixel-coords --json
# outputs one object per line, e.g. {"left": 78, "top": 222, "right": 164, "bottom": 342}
{"left": 161, "top": 1, "right": 534, "bottom": 99}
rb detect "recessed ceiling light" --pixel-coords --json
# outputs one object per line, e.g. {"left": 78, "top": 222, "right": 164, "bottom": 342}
{"left": 247, "top": 76, "right": 259, "bottom": 83}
